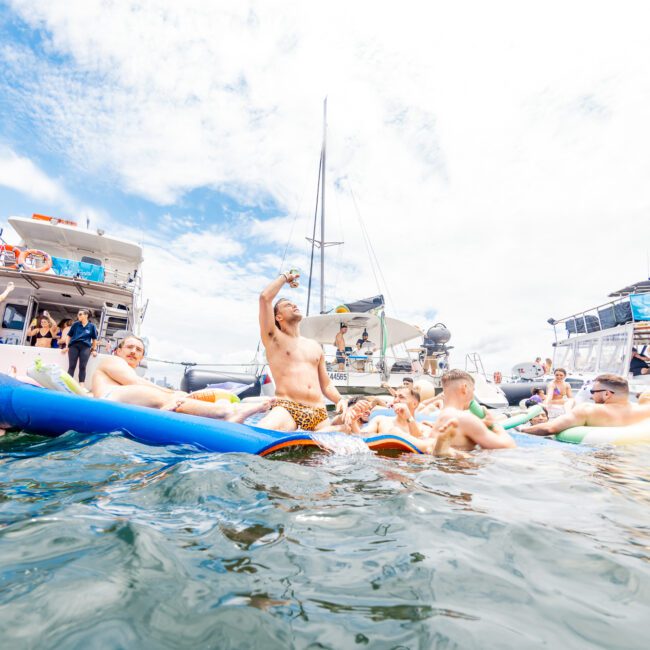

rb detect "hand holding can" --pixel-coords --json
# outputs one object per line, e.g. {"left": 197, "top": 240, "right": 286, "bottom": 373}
{"left": 288, "top": 269, "right": 300, "bottom": 288}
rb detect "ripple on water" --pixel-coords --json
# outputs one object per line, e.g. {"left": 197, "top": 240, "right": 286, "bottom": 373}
{"left": 1, "top": 431, "right": 650, "bottom": 649}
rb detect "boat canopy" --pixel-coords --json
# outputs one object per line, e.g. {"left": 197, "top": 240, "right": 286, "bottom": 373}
{"left": 609, "top": 280, "right": 650, "bottom": 297}
{"left": 8, "top": 216, "right": 143, "bottom": 264}
{"left": 301, "top": 312, "right": 422, "bottom": 347}
{"left": 337, "top": 295, "right": 384, "bottom": 314}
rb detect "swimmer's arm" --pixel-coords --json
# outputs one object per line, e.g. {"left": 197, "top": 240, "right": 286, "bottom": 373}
{"left": 566, "top": 383, "right": 573, "bottom": 398}
{"left": 380, "top": 382, "right": 397, "bottom": 398}
{"left": 361, "top": 417, "right": 381, "bottom": 434}
{"left": 524, "top": 405, "right": 589, "bottom": 436}
{"left": 460, "top": 414, "right": 516, "bottom": 449}
{"left": 317, "top": 353, "right": 345, "bottom": 408}
{"left": 259, "top": 274, "right": 289, "bottom": 344}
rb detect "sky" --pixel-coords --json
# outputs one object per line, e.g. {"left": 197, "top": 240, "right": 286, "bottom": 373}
{"left": 1, "top": 0, "right": 649, "bottom": 377}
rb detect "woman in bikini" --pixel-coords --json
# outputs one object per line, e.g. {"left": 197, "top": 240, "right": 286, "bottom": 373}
{"left": 544, "top": 367, "right": 573, "bottom": 419}
{"left": 27, "top": 311, "right": 59, "bottom": 348}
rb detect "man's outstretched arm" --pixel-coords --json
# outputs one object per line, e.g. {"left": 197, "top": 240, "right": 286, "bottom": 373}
{"left": 524, "top": 406, "right": 588, "bottom": 436}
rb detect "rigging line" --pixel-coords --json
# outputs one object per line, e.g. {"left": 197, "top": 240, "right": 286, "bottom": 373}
{"left": 306, "top": 149, "right": 323, "bottom": 316}
{"left": 345, "top": 181, "right": 382, "bottom": 295}
{"left": 347, "top": 179, "right": 400, "bottom": 317}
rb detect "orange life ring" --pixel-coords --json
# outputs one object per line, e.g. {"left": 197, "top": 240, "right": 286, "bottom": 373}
{"left": 0, "top": 244, "right": 22, "bottom": 269}
{"left": 17, "top": 249, "right": 53, "bottom": 273}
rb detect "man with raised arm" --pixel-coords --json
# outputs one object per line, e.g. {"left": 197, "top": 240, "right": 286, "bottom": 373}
{"left": 92, "top": 334, "right": 268, "bottom": 423}
{"left": 258, "top": 270, "right": 347, "bottom": 432}
{"left": 524, "top": 373, "right": 650, "bottom": 436}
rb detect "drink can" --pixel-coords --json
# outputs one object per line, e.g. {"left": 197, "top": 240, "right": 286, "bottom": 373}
{"left": 289, "top": 268, "right": 300, "bottom": 288}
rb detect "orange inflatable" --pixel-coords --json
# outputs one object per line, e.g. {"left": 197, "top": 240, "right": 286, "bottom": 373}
{"left": 17, "top": 249, "right": 52, "bottom": 272}
{"left": 0, "top": 244, "right": 22, "bottom": 269}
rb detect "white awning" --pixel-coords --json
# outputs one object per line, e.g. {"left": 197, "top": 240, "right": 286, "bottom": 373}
{"left": 300, "top": 312, "right": 423, "bottom": 347}
{"left": 8, "top": 216, "right": 143, "bottom": 264}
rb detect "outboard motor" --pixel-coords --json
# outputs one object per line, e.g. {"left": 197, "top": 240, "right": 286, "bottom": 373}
{"left": 423, "top": 323, "right": 452, "bottom": 355}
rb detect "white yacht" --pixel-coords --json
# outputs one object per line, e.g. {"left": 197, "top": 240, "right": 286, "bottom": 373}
{"left": 0, "top": 214, "right": 145, "bottom": 383}
{"left": 548, "top": 279, "right": 650, "bottom": 394}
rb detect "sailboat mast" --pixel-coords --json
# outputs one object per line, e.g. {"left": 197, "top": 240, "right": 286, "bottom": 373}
{"left": 320, "top": 98, "right": 327, "bottom": 314}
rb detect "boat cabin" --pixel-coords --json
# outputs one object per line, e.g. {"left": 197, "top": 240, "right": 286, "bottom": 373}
{"left": 0, "top": 214, "right": 144, "bottom": 374}
{"left": 549, "top": 280, "right": 650, "bottom": 386}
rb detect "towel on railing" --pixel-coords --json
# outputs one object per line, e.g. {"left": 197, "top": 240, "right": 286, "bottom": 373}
{"left": 51, "top": 257, "right": 105, "bottom": 282}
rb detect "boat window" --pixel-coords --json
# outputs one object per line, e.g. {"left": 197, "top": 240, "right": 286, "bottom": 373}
{"left": 2, "top": 303, "right": 27, "bottom": 330}
{"left": 575, "top": 340, "right": 598, "bottom": 372}
{"left": 598, "top": 332, "right": 628, "bottom": 375}
{"left": 553, "top": 342, "right": 575, "bottom": 371}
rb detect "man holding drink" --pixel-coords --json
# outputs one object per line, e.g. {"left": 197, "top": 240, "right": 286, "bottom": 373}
{"left": 258, "top": 270, "right": 347, "bottom": 431}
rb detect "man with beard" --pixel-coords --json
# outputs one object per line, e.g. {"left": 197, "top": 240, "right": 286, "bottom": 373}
{"left": 91, "top": 334, "right": 268, "bottom": 422}
{"left": 258, "top": 270, "right": 347, "bottom": 432}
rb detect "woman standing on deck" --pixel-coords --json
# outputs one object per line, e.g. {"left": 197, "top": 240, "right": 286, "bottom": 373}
{"left": 61, "top": 309, "right": 98, "bottom": 386}
{"left": 544, "top": 368, "right": 573, "bottom": 418}
{"left": 27, "top": 311, "right": 59, "bottom": 348}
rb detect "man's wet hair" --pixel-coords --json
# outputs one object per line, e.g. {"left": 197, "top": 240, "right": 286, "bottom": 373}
{"left": 403, "top": 377, "right": 414, "bottom": 385}
{"left": 441, "top": 369, "right": 475, "bottom": 386}
{"left": 397, "top": 386, "right": 421, "bottom": 403}
{"left": 117, "top": 334, "right": 146, "bottom": 352}
{"left": 594, "top": 373, "right": 629, "bottom": 394}
{"left": 273, "top": 298, "right": 290, "bottom": 330}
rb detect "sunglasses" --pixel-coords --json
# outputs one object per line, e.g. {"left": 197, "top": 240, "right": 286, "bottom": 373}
{"left": 589, "top": 389, "right": 610, "bottom": 395}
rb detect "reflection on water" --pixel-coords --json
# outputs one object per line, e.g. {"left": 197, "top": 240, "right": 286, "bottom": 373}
{"left": 1, "top": 430, "right": 650, "bottom": 649}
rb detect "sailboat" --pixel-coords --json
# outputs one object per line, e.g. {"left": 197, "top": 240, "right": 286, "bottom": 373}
{"left": 300, "top": 101, "right": 443, "bottom": 395}
{"left": 300, "top": 101, "right": 508, "bottom": 407}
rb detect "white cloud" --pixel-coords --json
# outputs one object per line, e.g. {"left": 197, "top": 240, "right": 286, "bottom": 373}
{"left": 3, "top": 0, "right": 650, "bottom": 374}
{"left": 0, "top": 146, "right": 71, "bottom": 205}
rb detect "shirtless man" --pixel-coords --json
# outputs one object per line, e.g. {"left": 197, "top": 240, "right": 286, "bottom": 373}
{"left": 525, "top": 373, "right": 650, "bottom": 436}
{"left": 257, "top": 271, "right": 346, "bottom": 432}
{"left": 421, "top": 370, "right": 516, "bottom": 452}
{"left": 92, "top": 334, "right": 268, "bottom": 422}
{"left": 334, "top": 324, "right": 348, "bottom": 371}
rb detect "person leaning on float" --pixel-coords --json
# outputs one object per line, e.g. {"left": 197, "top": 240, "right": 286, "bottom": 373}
{"left": 525, "top": 373, "right": 650, "bottom": 437}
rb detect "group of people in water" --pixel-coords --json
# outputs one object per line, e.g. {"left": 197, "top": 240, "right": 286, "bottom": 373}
{"left": 5, "top": 273, "right": 650, "bottom": 454}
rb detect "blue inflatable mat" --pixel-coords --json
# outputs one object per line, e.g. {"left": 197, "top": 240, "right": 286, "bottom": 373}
{"left": 0, "top": 374, "right": 422, "bottom": 456}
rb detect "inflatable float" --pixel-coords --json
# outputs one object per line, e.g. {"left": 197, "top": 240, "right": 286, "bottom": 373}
{"left": 555, "top": 423, "right": 650, "bottom": 446}
{"left": 0, "top": 374, "right": 423, "bottom": 456}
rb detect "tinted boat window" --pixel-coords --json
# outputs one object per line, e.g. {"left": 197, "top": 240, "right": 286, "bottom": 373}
{"left": 2, "top": 303, "right": 27, "bottom": 330}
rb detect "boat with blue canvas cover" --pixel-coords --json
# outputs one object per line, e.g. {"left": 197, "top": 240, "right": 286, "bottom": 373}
{"left": 0, "top": 213, "right": 145, "bottom": 382}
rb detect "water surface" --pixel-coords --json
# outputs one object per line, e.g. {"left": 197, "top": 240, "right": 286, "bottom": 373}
{"left": 1, "top": 431, "right": 649, "bottom": 649}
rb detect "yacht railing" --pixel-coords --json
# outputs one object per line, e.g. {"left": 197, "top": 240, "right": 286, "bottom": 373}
{"left": 324, "top": 352, "right": 420, "bottom": 374}
{"left": 0, "top": 259, "right": 141, "bottom": 293}
{"left": 550, "top": 295, "right": 638, "bottom": 341}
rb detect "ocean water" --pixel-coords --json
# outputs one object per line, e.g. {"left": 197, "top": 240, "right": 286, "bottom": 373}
{"left": 1, "top": 430, "right": 649, "bottom": 650}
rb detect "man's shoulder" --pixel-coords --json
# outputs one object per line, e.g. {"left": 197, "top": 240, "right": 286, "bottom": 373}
{"left": 97, "top": 354, "right": 127, "bottom": 370}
